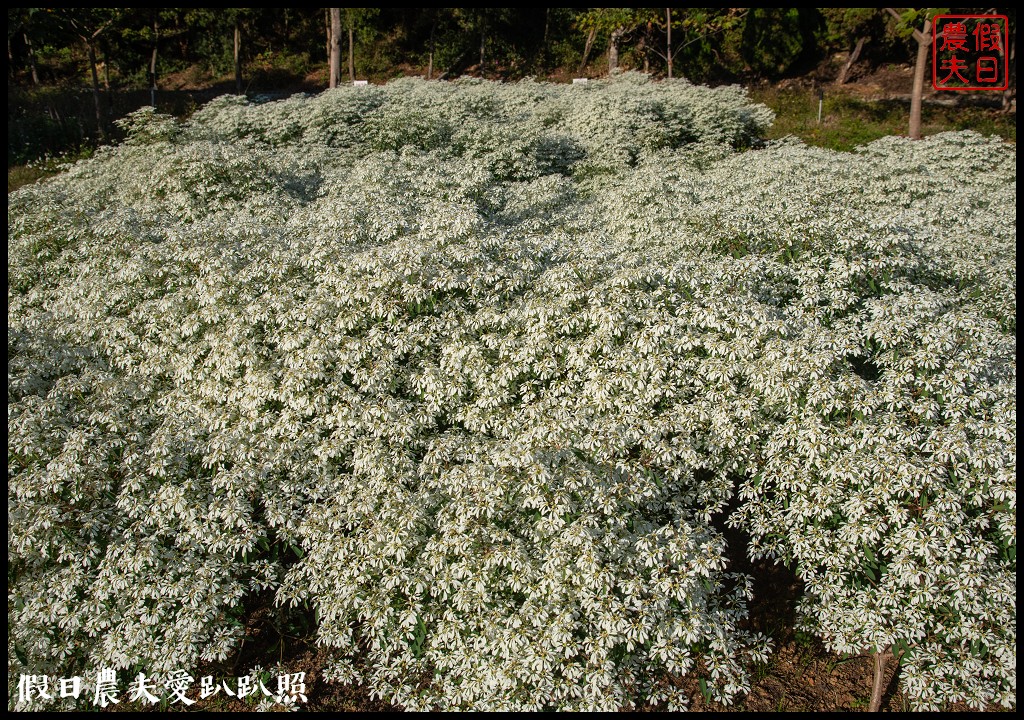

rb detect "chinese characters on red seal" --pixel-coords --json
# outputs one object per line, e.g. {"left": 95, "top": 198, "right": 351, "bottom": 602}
{"left": 932, "top": 15, "right": 1009, "bottom": 91}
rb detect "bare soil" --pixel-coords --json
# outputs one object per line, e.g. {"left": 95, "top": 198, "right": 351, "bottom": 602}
{"left": 775, "top": 60, "right": 1007, "bottom": 109}
{"left": 107, "top": 542, "right": 1000, "bottom": 712}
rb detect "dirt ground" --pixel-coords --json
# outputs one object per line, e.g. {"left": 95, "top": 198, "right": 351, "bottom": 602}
{"left": 107, "top": 538, "right": 1000, "bottom": 713}
{"left": 774, "top": 59, "right": 1008, "bottom": 109}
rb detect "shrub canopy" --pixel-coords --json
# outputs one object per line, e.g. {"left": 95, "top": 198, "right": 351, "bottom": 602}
{"left": 8, "top": 75, "right": 1015, "bottom": 711}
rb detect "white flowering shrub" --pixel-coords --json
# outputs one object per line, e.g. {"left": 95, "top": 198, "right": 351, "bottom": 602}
{"left": 8, "top": 75, "right": 1014, "bottom": 711}
{"left": 187, "top": 73, "right": 772, "bottom": 180}
{"left": 719, "top": 136, "right": 1017, "bottom": 710}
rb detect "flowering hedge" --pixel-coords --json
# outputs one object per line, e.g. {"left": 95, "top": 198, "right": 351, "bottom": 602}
{"left": 8, "top": 75, "right": 1015, "bottom": 710}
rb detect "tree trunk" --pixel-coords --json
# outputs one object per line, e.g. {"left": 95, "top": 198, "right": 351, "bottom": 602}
{"left": 25, "top": 32, "right": 40, "bottom": 85}
{"left": 101, "top": 45, "right": 110, "bottom": 90}
{"left": 1004, "top": 26, "right": 1016, "bottom": 112}
{"left": 836, "top": 36, "right": 867, "bottom": 85}
{"left": 579, "top": 27, "right": 597, "bottom": 74}
{"left": 542, "top": 8, "right": 550, "bottom": 66}
{"left": 909, "top": 16, "right": 930, "bottom": 140}
{"left": 666, "top": 8, "right": 673, "bottom": 79}
{"left": 234, "top": 19, "right": 242, "bottom": 94}
{"left": 427, "top": 19, "right": 436, "bottom": 80}
{"left": 869, "top": 650, "right": 888, "bottom": 712}
{"left": 102, "top": 43, "right": 113, "bottom": 117}
{"left": 87, "top": 41, "right": 105, "bottom": 140}
{"left": 149, "top": 18, "right": 158, "bottom": 107}
{"left": 348, "top": 24, "right": 355, "bottom": 82}
{"left": 480, "top": 29, "right": 486, "bottom": 71}
{"left": 329, "top": 8, "right": 341, "bottom": 88}
{"left": 609, "top": 27, "right": 624, "bottom": 74}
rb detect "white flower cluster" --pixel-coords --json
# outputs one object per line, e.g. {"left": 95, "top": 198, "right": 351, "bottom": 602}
{"left": 8, "top": 75, "right": 1014, "bottom": 711}
{"left": 186, "top": 72, "right": 773, "bottom": 178}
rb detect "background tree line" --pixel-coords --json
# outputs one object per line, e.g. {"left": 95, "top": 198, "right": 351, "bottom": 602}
{"left": 8, "top": 8, "right": 1015, "bottom": 165}
{"left": 9, "top": 8, "right": 1015, "bottom": 88}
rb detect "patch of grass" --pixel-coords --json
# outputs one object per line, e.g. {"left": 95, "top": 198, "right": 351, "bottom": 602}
{"left": 9, "top": 146, "right": 95, "bottom": 193}
{"left": 945, "top": 104, "right": 1017, "bottom": 141}
{"left": 749, "top": 86, "right": 1016, "bottom": 151}
{"left": 753, "top": 656, "right": 776, "bottom": 682}
{"left": 8, "top": 164, "right": 59, "bottom": 193}
{"left": 793, "top": 628, "right": 816, "bottom": 651}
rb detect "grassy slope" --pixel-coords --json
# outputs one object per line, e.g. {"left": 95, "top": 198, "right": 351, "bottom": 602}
{"left": 749, "top": 84, "right": 1015, "bottom": 151}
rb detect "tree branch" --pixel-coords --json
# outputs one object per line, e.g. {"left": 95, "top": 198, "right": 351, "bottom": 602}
{"left": 884, "top": 7, "right": 904, "bottom": 23}
{"left": 884, "top": 7, "right": 928, "bottom": 44}
{"left": 91, "top": 20, "right": 113, "bottom": 41}
{"left": 670, "top": 10, "right": 750, "bottom": 59}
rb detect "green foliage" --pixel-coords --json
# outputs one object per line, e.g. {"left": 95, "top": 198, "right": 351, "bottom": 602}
{"left": 8, "top": 86, "right": 94, "bottom": 166}
{"left": 577, "top": 8, "right": 645, "bottom": 36}
{"left": 725, "top": 9, "right": 816, "bottom": 79}
{"left": 820, "top": 8, "right": 880, "bottom": 49}
{"left": 884, "top": 7, "right": 948, "bottom": 40}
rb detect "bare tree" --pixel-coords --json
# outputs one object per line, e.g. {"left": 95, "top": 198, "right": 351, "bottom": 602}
{"left": 66, "top": 11, "right": 113, "bottom": 139}
{"left": 885, "top": 8, "right": 932, "bottom": 140}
